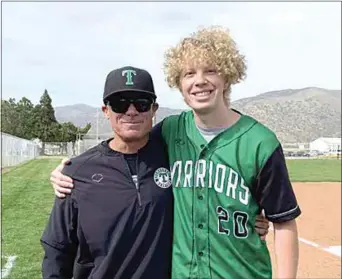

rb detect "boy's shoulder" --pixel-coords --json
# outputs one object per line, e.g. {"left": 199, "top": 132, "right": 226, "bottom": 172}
{"left": 243, "top": 114, "right": 279, "bottom": 144}
{"left": 162, "top": 110, "right": 191, "bottom": 130}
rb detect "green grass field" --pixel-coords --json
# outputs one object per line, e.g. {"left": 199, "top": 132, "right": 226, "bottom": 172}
{"left": 1, "top": 158, "right": 60, "bottom": 279}
{"left": 286, "top": 158, "right": 341, "bottom": 182}
{"left": 1, "top": 157, "right": 341, "bottom": 278}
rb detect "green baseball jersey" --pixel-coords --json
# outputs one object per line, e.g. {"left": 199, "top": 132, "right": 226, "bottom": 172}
{"left": 159, "top": 110, "right": 301, "bottom": 279}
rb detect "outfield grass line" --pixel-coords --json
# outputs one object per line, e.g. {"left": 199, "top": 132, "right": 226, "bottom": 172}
{"left": 1, "top": 255, "right": 17, "bottom": 278}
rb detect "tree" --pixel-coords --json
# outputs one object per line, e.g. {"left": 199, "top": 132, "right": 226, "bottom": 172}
{"left": 1, "top": 98, "right": 17, "bottom": 136}
{"left": 58, "top": 122, "right": 91, "bottom": 155}
{"left": 1, "top": 90, "right": 92, "bottom": 155}
{"left": 16, "top": 97, "right": 35, "bottom": 139}
{"left": 1, "top": 97, "right": 36, "bottom": 140}
{"left": 33, "top": 89, "right": 59, "bottom": 153}
{"left": 79, "top": 123, "right": 91, "bottom": 139}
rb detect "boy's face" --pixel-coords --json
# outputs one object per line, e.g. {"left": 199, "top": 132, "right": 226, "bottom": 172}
{"left": 179, "top": 62, "right": 227, "bottom": 114}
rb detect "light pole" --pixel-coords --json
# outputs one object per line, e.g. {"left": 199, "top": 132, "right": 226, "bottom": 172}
{"left": 96, "top": 108, "right": 99, "bottom": 143}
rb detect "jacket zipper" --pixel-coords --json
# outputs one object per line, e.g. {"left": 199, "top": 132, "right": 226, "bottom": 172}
{"left": 135, "top": 153, "right": 142, "bottom": 206}
{"left": 123, "top": 154, "right": 142, "bottom": 207}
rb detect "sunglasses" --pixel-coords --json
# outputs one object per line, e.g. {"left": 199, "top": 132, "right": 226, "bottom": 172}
{"left": 107, "top": 97, "right": 154, "bottom": 113}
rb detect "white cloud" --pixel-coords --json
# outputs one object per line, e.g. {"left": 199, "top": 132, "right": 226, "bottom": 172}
{"left": 2, "top": 2, "right": 341, "bottom": 109}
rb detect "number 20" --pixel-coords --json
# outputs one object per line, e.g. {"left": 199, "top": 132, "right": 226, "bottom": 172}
{"left": 216, "top": 206, "right": 249, "bottom": 238}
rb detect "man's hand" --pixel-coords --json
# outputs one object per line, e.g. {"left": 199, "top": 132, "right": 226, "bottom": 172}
{"left": 255, "top": 210, "right": 269, "bottom": 240}
{"left": 50, "top": 158, "right": 73, "bottom": 198}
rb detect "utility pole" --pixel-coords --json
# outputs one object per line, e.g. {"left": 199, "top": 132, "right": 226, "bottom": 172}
{"left": 338, "top": 145, "right": 340, "bottom": 160}
{"left": 96, "top": 108, "right": 99, "bottom": 144}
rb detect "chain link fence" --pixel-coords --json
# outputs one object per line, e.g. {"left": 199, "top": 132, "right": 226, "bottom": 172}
{"left": 42, "top": 142, "right": 75, "bottom": 157}
{"left": 74, "top": 139, "right": 98, "bottom": 156}
{"left": 43, "top": 140, "right": 100, "bottom": 158}
{"left": 70, "top": 133, "right": 112, "bottom": 157}
{"left": 1, "top": 132, "right": 40, "bottom": 167}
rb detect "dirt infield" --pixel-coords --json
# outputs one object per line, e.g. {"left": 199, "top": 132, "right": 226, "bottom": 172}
{"left": 266, "top": 182, "right": 341, "bottom": 278}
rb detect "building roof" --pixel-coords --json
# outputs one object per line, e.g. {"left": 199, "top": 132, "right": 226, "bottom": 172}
{"left": 315, "top": 137, "right": 341, "bottom": 145}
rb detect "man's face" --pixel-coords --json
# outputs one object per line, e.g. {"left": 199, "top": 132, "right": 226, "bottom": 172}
{"left": 179, "top": 63, "right": 227, "bottom": 114}
{"left": 102, "top": 94, "right": 158, "bottom": 142}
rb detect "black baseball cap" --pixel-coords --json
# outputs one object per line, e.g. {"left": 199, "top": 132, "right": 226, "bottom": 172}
{"left": 103, "top": 66, "right": 156, "bottom": 102}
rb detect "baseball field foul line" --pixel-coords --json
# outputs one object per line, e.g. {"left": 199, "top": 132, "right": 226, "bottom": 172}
{"left": 269, "top": 227, "right": 341, "bottom": 258}
{"left": 323, "top": 246, "right": 341, "bottom": 258}
{"left": 298, "top": 238, "right": 341, "bottom": 258}
{"left": 1, "top": 255, "right": 17, "bottom": 278}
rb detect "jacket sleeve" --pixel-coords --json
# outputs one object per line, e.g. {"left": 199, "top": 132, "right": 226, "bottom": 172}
{"left": 40, "top": 195, "right": 78, "bottom": 279}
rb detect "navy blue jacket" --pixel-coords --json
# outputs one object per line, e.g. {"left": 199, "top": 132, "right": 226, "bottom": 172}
{"left": 41, "top": 133, "right": 173, "bottom": 279}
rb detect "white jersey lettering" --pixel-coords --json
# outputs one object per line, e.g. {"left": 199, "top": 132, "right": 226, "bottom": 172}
{"left": 195, "top": 159, "right": 206, "bottom": 188}
{"left": 183, "top": 160, "right": 193, "bottom": 187}
{"left": 171, "top": 161, "right": 182, "bottom": 188}
{"left": 214, "top": 164, "right": 226, "bottom": 193}
{"left": 239, "top": 178, "right": 250, "bottom": 205}
{"left": 226, "top": 168, "right": 238, "bottom": 200}
{"left": 171, "top": 160, "right": 250, "bottom": 206}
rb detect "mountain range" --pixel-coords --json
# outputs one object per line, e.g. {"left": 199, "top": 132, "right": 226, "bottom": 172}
{"left": 54, "top": 87, "right": 341, "bottom": 143}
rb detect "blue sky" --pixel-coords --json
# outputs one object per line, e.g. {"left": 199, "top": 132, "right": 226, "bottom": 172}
{"left": 2, "top": 2, "right": 341, "bottom": 109}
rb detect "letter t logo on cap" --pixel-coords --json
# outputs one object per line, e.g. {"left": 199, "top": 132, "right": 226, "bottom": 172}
{"left": 122, "top": 69, "right": 136, "bottom": 85}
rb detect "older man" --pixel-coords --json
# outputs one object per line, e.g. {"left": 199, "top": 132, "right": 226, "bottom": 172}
{"left": 41, "top": 66, "right": 173, "bottom": 279}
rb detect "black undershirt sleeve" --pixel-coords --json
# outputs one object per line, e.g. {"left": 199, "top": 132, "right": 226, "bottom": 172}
{"left": 253, "top": 144, "right": 302, "bottom": 223}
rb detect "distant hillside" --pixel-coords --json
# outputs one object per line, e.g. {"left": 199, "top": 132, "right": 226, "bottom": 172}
{"left": 231, "top": 87, "right": 341, "bottom": 143}
{"left": 55, "top": 87, "right": 341, "bottom": 143}
{"left": 55, "top": 104, "right": 184, "bottom": 138}
{"left": 54, "top": 104, "right": 99, "bottom": 128}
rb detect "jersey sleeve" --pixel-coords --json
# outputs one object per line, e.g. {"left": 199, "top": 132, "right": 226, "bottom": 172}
{"left": 40, "top": 195, "right": 79, "bottom": 278}
{"left": 253, "top": 144, "right": 301, "bottom": 223}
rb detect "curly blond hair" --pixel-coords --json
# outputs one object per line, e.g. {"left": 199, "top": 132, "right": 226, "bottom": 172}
{"left": 163, "top": 26, "right": 247, "bottom": 97}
